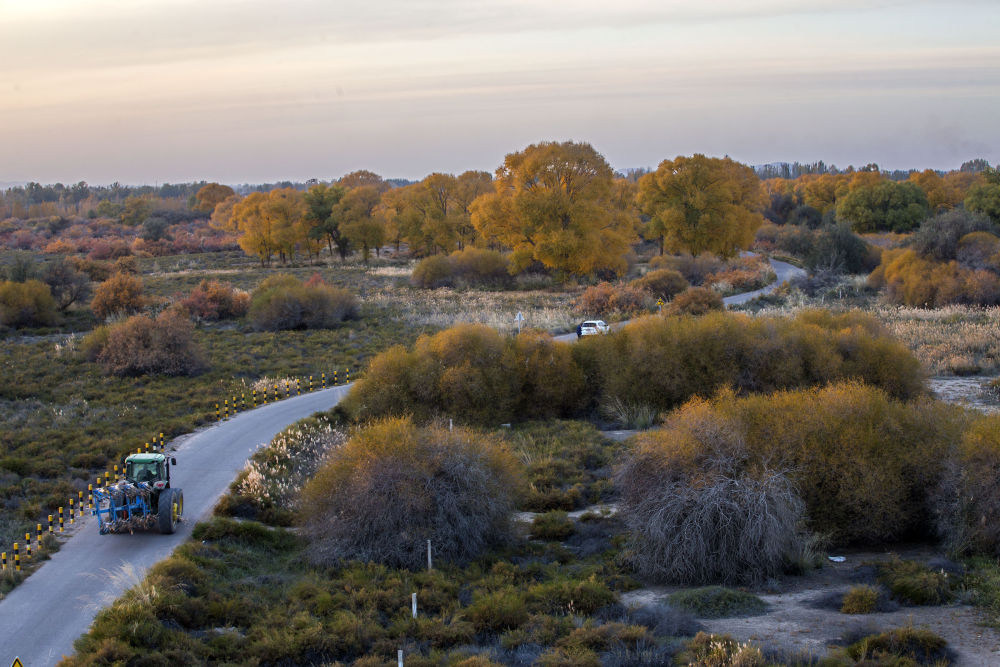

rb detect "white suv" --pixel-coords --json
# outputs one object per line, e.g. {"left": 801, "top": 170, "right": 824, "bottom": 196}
{"left": 578, "top": 320, "right": 609, "bottom": 337}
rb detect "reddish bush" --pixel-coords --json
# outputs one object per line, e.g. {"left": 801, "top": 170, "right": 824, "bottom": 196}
{"left": 180, "top": 280, "right": 250, "bottom": 321}
{"left": 96, "top": 308, "right": 204, "bottom": 376}
{"left": 650, "top": 252, "right": 724, "bottom": 285}
{"left": 44, "top": 239, "right": 77, "bottom": 254}
{"left": 91, "top": 272, "right": 144, "bottom": 320}
{"left": 573, "top": 282, "right": 648, "bottom": 317}
{"left": 667, "top": 287, "right": 724, "bottom": 315}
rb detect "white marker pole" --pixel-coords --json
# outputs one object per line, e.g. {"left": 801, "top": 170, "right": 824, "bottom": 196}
{"left": 412, "top": 592, "right": 417, "bottom": 618}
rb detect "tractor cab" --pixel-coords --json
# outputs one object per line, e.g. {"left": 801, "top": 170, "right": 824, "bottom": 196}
{"left": 124, "top": 453, "right": 176, "bottom": 491}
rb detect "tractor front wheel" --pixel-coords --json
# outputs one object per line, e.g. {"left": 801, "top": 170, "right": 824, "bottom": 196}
{"left": 158, "top": 488, "right": 177, "bottom": 534}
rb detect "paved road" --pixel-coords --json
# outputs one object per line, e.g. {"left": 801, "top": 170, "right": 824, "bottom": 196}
{"left": 554, "top": 256, "right": 805, "bottom": 343}
{"left": 0, "top": 384, "right": 350, "bottom": 667}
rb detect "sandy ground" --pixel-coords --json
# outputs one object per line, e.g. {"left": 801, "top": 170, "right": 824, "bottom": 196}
{"left": 621, "top": 550, "right": 1000, "bottom": 666}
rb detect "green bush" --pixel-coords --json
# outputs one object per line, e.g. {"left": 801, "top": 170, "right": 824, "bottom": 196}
{"left": 841, "top": 585, "right": 880, "bottom": 614}
{"left": 666, "top": 286, "right": 723, "bottom": 315}
{"left": 248, "top": 273, "right": 358, "bottom": 331}
{"left": 465, "top": 589, "right": 530, "bottom": 632}
{"left": 411, "top": 248, "right": 511, "bottom": 288}
{"left": 668, "top": 587, "right": 767, "bottom": 619}
{"left": 0, "top": 279, "right": 58, "bottom": 327}
{"left": 876, "top": 558, "right": 956, "bottom": 606}
{"left": 530, "top": 511, "right": 575, "bottom": 541}
{"left": 845, "top": 626, "right": 950, "bottom": 665}
{"left": 299, "top": 417, "right": 522, "bottom": 569}
{"left": 411, "top": 254, "right": 454, "bottom": 288}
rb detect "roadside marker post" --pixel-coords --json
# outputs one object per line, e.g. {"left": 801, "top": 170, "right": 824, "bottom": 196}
{"left": 1, "top": 551, "right": 6, "bottom": 571}
{"left": 322, "top": 372, "right": 326, "bottom": 388}
{"left": 346, "top": 368, "right": 350, "bottom": 383}
{"left": 13, "top": 543, "right": 19, "bottom": 572}
{"left": 224, "top": 398, "right": 229, "bottom": 419}
{"left": 284, "top": 380, "right": 289, "bottom": 397}
{"left": 242, "top": 393, "right": 246, "bottom": 411}
{"left": 309, "top": 376, "right": 313, "bottom": 392}
{"left": 296, "top": 378, "right": 300, "bottom": 395}
{"left": 144, "top": 442, "right": 150, "bottom": 453}
{"left": 333, "top": 370, "right": 338, "bottom": 385}
{"left": 25, "top": 533, "right": 31, "bottom": 560}
{"left": 59, "top": 507, "right": 64, "bottom": 532}
{"left": 69, "top": 498, "right": 75, "bottom": 524}
{"left": 36, "top": 523, "right": 42, "bottom": 546}
{"left": 47, "top": 515, "right": 53, "bottom": 534}
{"left": 215, "top": 403, "right": 220, "bottom": 420}
{"left": 160, "top": 432, "right": 165, "bottom": 451}
{"left": 78, "top": 491, "right": 84, "bottom": 515}
{"left": 253, "top": 389, "right": 257, "bottom": 407}
{"left": 88, "top": 484, "right": 94, "bottom": 510}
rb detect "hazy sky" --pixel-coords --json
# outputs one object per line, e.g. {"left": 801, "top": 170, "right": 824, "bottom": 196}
{"left": 1, "top": 0, "right": 997, "bottom": 184}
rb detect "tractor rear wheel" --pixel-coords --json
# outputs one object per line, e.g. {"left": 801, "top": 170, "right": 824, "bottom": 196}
{"left": 158, "top": 488, "right": 176, "bottom": 534}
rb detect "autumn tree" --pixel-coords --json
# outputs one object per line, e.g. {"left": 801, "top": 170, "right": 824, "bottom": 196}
{"left": 338, "top": 169, "right": 389, "bottom": 192}
{"left": 232, "top": 192, "right": 274, "bottom": 266}
{"left": 194, "top": 183, "right": 235, "bottom": 213}
{"left": 451, "top": 170, "right": 492, "bottom": 249}
{"left": 637, "top": 154, "right": 765, "bottom": 258}
{"left": 339, "top": 185, "right": 385, "bottom": 263}
{"left": 909, "top": 169, "right": 960, "bottom": 212}
{"left": 471, "top": 140, "right": 637, "bottom": 277}
{"left": 91, "top": 272, "right": 144, "bottom": 320}
{"left": 264, "top": 187, "right": 307, "bottom": 263}
{"left": 966, "top": 183, "right": 1000, "bottom": 225}
{"left": 303, "top": 183, "right": 349, "bottom": 259}
{"left": 209, "top": 194, "right": 240, "bottom": 232}
{"left": 121, "top": 196, "right": 153, "bottom": 226}
{"left": 836, "top": 181, "right": 930, "bottom": 233}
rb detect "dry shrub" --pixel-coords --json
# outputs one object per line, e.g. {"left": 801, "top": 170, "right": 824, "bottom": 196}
{"left": 68, "top": 256, "right": 112, "bottom": 282}
{"left": 630, "top": 269, "right": 688, "bottom": 300}
{"left": 411, "top": 248, "right": 511, "bottom": 288}
{"left": 617, "top": 403, "right": 804, "bottom": 585}
{"left": 343, "top": 324, "right": 584, "bottom": 425}
{"left": 871, "top": 246, "right": 1000, "bottom": 307}
{"left": 639, "top": 383, "right": 964, "bottom": 546}
{"left": 248, "top": 273, "right": 358, "bottom": 331}
{"left": 956, "top": 231, "right": 1000, "bottom": 270}
{"left": 44, "top": 239, "right": 77, "bottom": 254}
{"left": 650, "top": 252, "right": 724, "bottom": 285}
{"left": 91, "top": 272, "right": 144, "bottom": 320}
{"left": 179, "top": 279, "right": 250, "bottom": 321}
{"left": 298, "top": 417, "right": 521, "bottom": 569}
{"left": 936, "top": 413, "right": 1000, "bottom": 557}
{"left": 573, "top": 282, "right": 649, "bottom": 317}
{"left": 841, "top": 585, "right": 879, "bottom": 614}
{"left": 0, "top": 279, "right": 58, "bottom": 327}
{"left": 96, "top": 307, "right": 205, "bottom": 376}
{"left": 667, "top": 287, "right": 723, "bottom": 315}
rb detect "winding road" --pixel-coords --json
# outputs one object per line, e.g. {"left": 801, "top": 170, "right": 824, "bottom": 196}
{"left": 0, "top": 384, "right": 351, "bottom": 666}
{"left": 0, "top": 256, "right": 803, "bottom": 665}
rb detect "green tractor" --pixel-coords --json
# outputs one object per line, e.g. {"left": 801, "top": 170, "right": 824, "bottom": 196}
{"left": 93, "top": 452, "right": 184, "bottom": 534}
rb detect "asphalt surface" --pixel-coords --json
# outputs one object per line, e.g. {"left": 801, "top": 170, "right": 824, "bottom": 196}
{"left": 0, "top": 384, "right": 350, "bottom": 667}
{"left": 554, "top": 256, "right": 806, "bottom": 342}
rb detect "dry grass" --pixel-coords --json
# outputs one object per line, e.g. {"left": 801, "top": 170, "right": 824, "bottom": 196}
{"left": 366, "top": 287, "right": 579, "bottom": 334}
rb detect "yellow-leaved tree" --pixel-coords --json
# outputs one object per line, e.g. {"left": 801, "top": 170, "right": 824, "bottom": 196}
{"left": 471, "top": 141, "right": 637, "bottom": 277}
{"left": 638, "top": 154, "right": 765, "bottom": 258}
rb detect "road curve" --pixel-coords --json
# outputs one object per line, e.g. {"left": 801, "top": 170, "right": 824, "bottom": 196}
{"left": 0, "top": 384, "right": 351, "bottom": 667}
{"left": 554, "top": 256, "right": 805, "bottom": 343}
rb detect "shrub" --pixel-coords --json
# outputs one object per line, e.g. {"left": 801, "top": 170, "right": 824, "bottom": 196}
{"left": 42, "top": 258, "right": 91, "bottom": 311}
{"left": 179, "top": 280, "right": 250, "bottom": 321}
{"left": 530, "top": 511, "right": 575, "bottom": 541}
{"left": 617, "top": 415, "right": 804, "bottom": 585}
{"left": 936, "top": 414, "right": 1000, "bottom": 556}
{"left": 573, "top": 282, "right": 648, "bottom": 318}
{"left": 96, "top": 308, "right": 205, "bottom": 376}
{"left": 465, "top": 590, "right": 530, "bottom": 632}
{"left": 343, "top": 325, "right": 584, "bottom": 425}
{"left": 806, "top": 223, "right": 879, "bottom": 274}
{"left": 666, "top": 287, "right": 723, "bottom": 315}
{"left": 649, "top": 252, "right": 723, "bottom": 285}
{"left": 844, "top": 626, "right": 950, "bottom": 665}
{"left": 91, "top": 272, "right": 144, "bottom": 320}
{"left": 411, "top": 254, "right": 454, "bottom": 288}
{"left": 840, "top": 585, "right": 879, "bottom": 614}
{"left": 908, "top": 208, "right": 996, "bottom": 261}
{"left": 629, "top": 383, "right": 963, "bottom": 547}
{"left": 68, "top": 256, "right": 112, "bottom": 282}
{"left": 298, "top": 418, "right": 522, "bottom": 569}
{"left": 681, "top": 632, "right": 765, "bottom": 666}
{"left": 876, "top": 558, "right": 956, "bottom": 606}
{"left": 956, "top": 230, "right": 1000, "bottom": 271}
{"left": 668, "top": 588, "right": 767, "bottom": 619}
{"left": 248, "top": 273, "right": 358, "bottom": 331}
{"left": 630, "top": 269, "right": 688, "bottom": 301}
{"left": 0, "top": 279, "right": 58, "bottom": 327}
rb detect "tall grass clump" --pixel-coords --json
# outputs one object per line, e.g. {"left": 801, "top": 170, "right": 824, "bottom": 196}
{"left": 299, "top": 417, "right": 522, "bottom": 569}
{"left": 342, "top": 325, "right": 584, "bottom": 425}
{"left": 248, "top": 273, "right": 358, "bottom": 331}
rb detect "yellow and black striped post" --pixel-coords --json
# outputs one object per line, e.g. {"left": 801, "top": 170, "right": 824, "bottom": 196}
{"left": 252, "top": 389, "right": 257, "bottom": 407}
{"left": 1, "top": 551, "right": 6, "bottom": 571}
{"left": 144, "top": 442, "right": 150, "bottom": 453}
{"left": 296, "top": 379, "right": 300, "bottom": 395}
{"left": 242, "top": 393, "right": 246, "bottom": 411}
{"left": 346, "top": 368, "right": 350, "bottom": 383}
{"left": 25, "top": 533, "right": 31, "bottom": 560}
{"left": 233, "top": 395, "right": 238, "bottom": 413}
{"left": 322, "top": 372, "right": 326, "bottom": 388}
{"left": 224, "top": 398, "right": 229, "bottom": 419}
{"left": 160, "top": 432, "right": 165, "bottom": 451}
{"left": 48, "top": 515, "right": 53, "bottom": 534}
{"left": 59, "top": 506, "right": 64, "bottom": 532}
{"left": 69, "top": 498, "right": 75, "bottom": 524}
{"left": 264, "top": 386, "right": 269, "bottom": 404}
{"left": 88, "top": 484, "right": 94, "bottom": 510}
{"left": 333, "top": 370, "right": 338, "bottom": 385}
{"left": 13, "top": 543, "right": 20, "bottom": 572}
{"left": 309, "top": 375, "right": 313, "bottom": 392}
{"left": 114, "top": 464, "right": 119, "bottom": 481}
{"left": 78, "top": 491, "right": 84, "bottom": 516}
{"left": 36, "top": 523, "right": 42, "bottom": 546}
